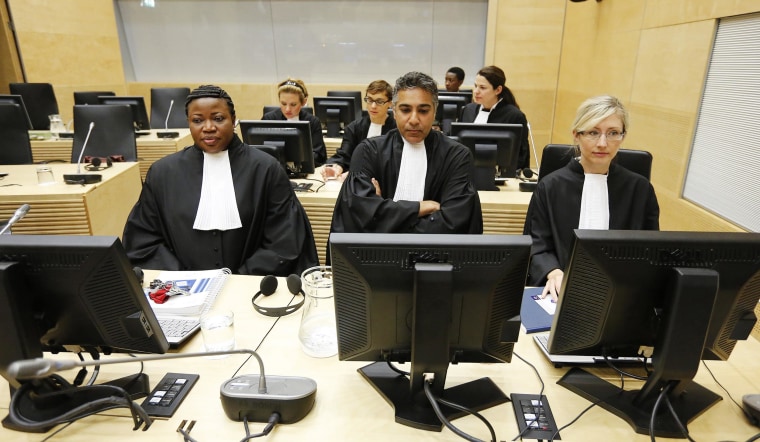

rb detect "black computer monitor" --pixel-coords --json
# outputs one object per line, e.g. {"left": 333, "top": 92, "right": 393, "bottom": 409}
{"left": 239, "top": 120, "right": 315, "bottom": 178}
{"left": 74, "top": 91, "right": 115, "bottom": 106}
{"left": 97, "top": 96, "right": 151, "bottom": 131}
{"left": 330, "top": 232, "right": 531, "bottom": 431}
{"left": 326, "top": 90, "right": 363, "bottom": 120}
{"left": 449, "top": 122, "right": 523, "bottom": 191}
{"left": 435, "top": 94, "right": 469, "bottom": 134}
{"left": 0, "top": 235, "right": 169, "bottom": 391}
{"left": 0, "top": 95, "right": 33, "bottom": 130}
{"left": 548, "top": 229, "right": 760, "bottom": 438}
{"left": 313, "top": 96, "right": 358, "bottom": 138}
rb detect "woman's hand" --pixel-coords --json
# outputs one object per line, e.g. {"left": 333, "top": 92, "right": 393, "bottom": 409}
{"left": 541, "top": 269, "right": 564, "bottom": 303}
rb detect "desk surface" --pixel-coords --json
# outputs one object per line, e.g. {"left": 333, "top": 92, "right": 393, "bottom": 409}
{"left": 0, "top": 163, "right": 141, "bottom": 237}
{"left": 1, "top": 273, "right": 758, "bottom": 441}
{"left": 29, "top": 129, "right": 193, "bottom": 180}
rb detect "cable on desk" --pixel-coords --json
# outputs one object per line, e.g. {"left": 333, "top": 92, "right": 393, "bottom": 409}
{"left": 422, "top": 375, "right": 495, "bottom": 442}
{"left": 702, "top": 360, "right": 752, "bottom": 421}
{"left": 240, "top": 413, "right": 280, "bottom": 441}
{"left": 662, "top": 393, "right": 696, "bottom": 442}
{"left": 386, "top": 359, "right": 410, "bottom": 376}
{"left": 649, "top": 381, "right": 676, "bottom": 442}
{"left": 602, "top": 349, "right": 650, "bottom": 381}
{"left": 510, "top": 352, "right": 546, "bottom": 441}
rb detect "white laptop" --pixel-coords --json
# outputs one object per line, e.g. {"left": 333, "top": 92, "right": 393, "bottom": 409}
{"left": 533, "top": 333, "right": 646, "bottom": 368}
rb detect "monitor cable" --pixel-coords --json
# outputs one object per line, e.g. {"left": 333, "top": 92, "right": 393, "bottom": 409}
{"left": 510, "top": 352, "right": 546, "bottom": 441}
{"left": 422, "top": 374, "right": 496, "bottom": 442}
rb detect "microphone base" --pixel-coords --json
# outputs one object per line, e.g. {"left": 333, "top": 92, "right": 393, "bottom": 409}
{"left": 157, "top": 131, "right": 179, "bottom": 139}
{"left": 63, "top": 174, "right": 102, "bottom": 185}
{"left": 519, "top": 181, "right": 537, "bottom": 192}
{"left": 221, "top": 374, "right": 317, "bottom": 423}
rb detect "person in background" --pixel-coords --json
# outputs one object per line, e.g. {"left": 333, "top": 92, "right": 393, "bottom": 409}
{"left": 123, "top": 85, "right": 319, "bottom": 276}
{"left": 321, "top": 80, "right": 396, "bottom": 182}
{"left": 523, "top": 95, "right": 660, "bottom": 301}
{"left": 460, "top": 65, "right": 530, "bottom": 170}
{"left": 444, "top": 67, "right": 465, "bottom": 92}
{"left": 262, "top": 78, "right": 327, "bottom": 166}
{"left": 330, "top": 71, "right": 482, "bottom": 235}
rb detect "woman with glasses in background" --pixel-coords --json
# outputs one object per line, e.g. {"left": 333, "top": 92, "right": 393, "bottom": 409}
{"left": 523, "top": 95, "right": 660, "bottom": 301}
{"left": 321, "top": 80, "right": 396, "bottom": 182}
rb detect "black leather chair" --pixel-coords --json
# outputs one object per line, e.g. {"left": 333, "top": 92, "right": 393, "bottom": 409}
{"left": 74, "top": 91, "right": 115, "bottom": 105}
{"left": 9, "top": 82, "right": 60, "bottom": 130}
{"left": 537, "top": 144, "right": 653, "bottom": 181}
{"left": 0, "top": 103, "right": 34, "bottom": 164}
{"left": 150, "top": 87, "right": 191, "bottom": 129}
{"left": 71, "top": 105, "right": 137, "bottom": 163}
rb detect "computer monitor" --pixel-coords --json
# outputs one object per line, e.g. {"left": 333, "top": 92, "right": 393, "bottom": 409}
{"left": 548, "top": 229, "right": 760, "bottom": 437}
{"left": 435, "top": 94, "right": 469, "bottom": 134}
{"left": 313, "top": 96, "right": 358, "bottom": 138}
{"left": 0, "top": 95, "right": 33, "bottom": 130}
{"left": 74, "top": 91, "right": 115, "bottom": 106}
{"left": 239, "top": 120, "right": 315, "bottom": 178}
{"left": 326, "top": 90, "right": 363, "bottom": 120}
{"left": 449, "top": 122, "right": 523, "bottom": 191}
{"left": 0, "top": 235, "right": 169, "bottom": 392}
{"left": 97, "top": 96, "right": 151, "bottom": 131}
{"left": 330, "top": 232, "right": 531, "bottom": 431}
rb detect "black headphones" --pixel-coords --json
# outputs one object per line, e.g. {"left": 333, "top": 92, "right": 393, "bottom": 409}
{"left": 251, "top": 274, "right": 305, "bottom": 317}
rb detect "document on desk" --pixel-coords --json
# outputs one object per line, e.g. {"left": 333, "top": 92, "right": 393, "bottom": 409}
{"left": 520, "top": 287, "right": 556, "bottom": 333}
{"left": 147, "top": 268, "right": 230, "bottom": 316}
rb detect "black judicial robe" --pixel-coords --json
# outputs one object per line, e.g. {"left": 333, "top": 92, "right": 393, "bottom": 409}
{"left": 330, "top": 128, "right": 483, "bottom": 234}
{"left": 461, "top": 102, "right": 530, "bottom": 170}
{"left": 523, "top": 159, "right": 660, "bottom": 286}
{"left": 261, "top": 108, "right": 327, "bottom": 166}
{"left": 326, "top": 114, "right": 397, "bottom": 171}
{"left": 122, "top": 135, "right": 319, "bottom": 276}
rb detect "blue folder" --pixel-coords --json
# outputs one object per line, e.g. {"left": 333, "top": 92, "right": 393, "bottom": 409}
{"left": 520, "top": 287, "right": 554, "bottom": 333}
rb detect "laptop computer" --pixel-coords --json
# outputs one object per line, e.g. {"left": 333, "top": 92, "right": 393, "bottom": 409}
{"left": 156, "top": 315, "right": 200, "bottom": 348}
{"left": 533, "top": 333, "right": 647, "bottom": 368}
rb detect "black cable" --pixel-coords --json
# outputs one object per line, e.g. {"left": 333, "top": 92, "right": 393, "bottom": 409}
{"left": 702, "top": 360, "right": 747, "bottom": 416}
{"left": 434, "top": 396, "right": 497, "bottom": 442}
{"left": 549, "top": 398, "right": 602, "bottom": 441}
{"left": 746, "top": 433, "right": 760, "bottom": 442}
{"left": 179, "top": 427, "right": 200, "bottom": 442}
{"left": 512, "top": 351, "right": 545, "bottom": 398}
{"left": 649, "top": 381, "right": 676, "bottom": 442}
{"left": 240, "top": 413, "right": 281, "bottom": 441}
{"left": 663, "top": 393, "right": 696, "bottom": 442}
{"left": 386, "top": 359, "right": 410, "bottom": 376}
{"left": 422, "top": 378, "right": 488, "bottom": 442}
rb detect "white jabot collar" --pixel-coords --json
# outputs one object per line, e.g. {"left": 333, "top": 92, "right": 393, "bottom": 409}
{"left": 193, "top": 149, "right": 243, "bottom": 231}
{"left": 393, "top": 137, "right": 426, "bottom": 202}
{"left": 578, "top": 173, "right": 609, "bottom": 230}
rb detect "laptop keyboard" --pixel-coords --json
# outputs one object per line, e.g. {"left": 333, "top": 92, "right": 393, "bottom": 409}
{"left": 158, "top": 317, "right": 200, "bottom": 346}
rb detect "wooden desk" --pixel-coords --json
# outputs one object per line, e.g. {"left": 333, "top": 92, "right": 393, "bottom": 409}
{"left": 1, "top": 273, "right": 758, "bottom": 441}
{"left": 296, "top": 170, "right": 533, "bottom": 264}
{"left": 0, "top": 163, "right": 141, "bottom": 237}
{"left": 29, "top": 129, "right": 193, "bottom": 180}
{"left": 325, "top": 136, "right": 341, "bottom": 158}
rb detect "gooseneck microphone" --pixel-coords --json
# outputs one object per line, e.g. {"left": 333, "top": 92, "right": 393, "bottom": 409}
{"left": 9, "top": 348, "right": 317, "bottom": 424}
{"left": 519, "top": 121, "right": 540, "bottom": 192}
{"left": 157, "top": 99, "right": 180, "bottom": 138}
{"left": 64, "top": 122, "right": 103, "bottom": 185}
{"left": 0, "top": 203, "right": 30, "bottom": 235}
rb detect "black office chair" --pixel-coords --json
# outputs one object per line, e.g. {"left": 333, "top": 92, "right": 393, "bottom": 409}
{"left": 71, "top": 105, "right": 137, "bottom": 163}
{"left": 262, "top": 105, "right": 313, "bottom": 116}
{"left": 9, "top": 82, "right": 60, "bottom": 130}
{"left": 0, "top": 103, "right": 34, "bottom": 164}
{"left": 537, "top": 144, "right": 653, "bottom": 181}
{"left": 74, "top": 91, "right": 116, "bottom": 105}
{"left": 150, "top": 87, "right": 191, "bottom": 129}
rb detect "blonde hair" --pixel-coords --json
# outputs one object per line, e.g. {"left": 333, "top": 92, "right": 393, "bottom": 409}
{"left": 277, "top": 78, "right": 308, "bottom": 104}
{"left": 571, "top": 95, "right": 629, "bottom": 134}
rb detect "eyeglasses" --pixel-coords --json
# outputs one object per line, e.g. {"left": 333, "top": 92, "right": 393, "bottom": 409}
{"left": 364, "top": 97, "right": 390, "bottom": 106}
{"left": 577, "top": 130, "right": 626, "bottom": 142}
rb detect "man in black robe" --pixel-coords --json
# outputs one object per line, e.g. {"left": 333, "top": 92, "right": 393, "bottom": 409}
{"left": 330, "top": 72, "right": 482, "bottom": 235}
{"left": 123, "top": 85, "right": 318, "bottom": 276}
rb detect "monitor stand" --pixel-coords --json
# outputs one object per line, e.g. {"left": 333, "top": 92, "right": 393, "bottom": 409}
{"left": 357, "top": 262, "right": 509, "bottom": 431}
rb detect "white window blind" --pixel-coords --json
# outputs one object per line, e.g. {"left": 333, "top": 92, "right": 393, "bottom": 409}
{"left": 684, "top": 12, "right": 760, "bottom": 232}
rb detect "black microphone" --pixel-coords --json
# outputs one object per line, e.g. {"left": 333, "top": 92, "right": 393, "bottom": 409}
{"left": 64, "top": 122, "right": 102, "bottom": 185}
{"left": 0, "top": 203, "right": 30, "bottom": 235}
{"left": 157, "top": 99, "right": 179, "bottom": 138}
{"left": 8, "top": 348, "right": 317, "bottom": 424}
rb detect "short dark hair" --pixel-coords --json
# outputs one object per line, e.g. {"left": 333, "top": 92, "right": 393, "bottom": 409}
{"left": 393, "top": 72, "right": 438, "bottom": 108}
{"left": 447, "top": 67, "right": 465, "bottom": 82}
{"left": 185, "top": 85, "right": 236, "bottom": 118}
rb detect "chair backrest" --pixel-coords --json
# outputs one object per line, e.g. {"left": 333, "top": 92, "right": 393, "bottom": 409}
{"left": 150, "top": 87, "right": 191, "bottom": 129}
{"left": 537, "top": 144, "right": 653, "bottom": 181}
{"left": 9, "top": 83, "right": 60, "bottom": 130}
{"left": 74, "top": 91, "right": 115, "bottom": 106}
{"left": 71, "top": 105, "right": 137, "bottom": 163}
{"left": 0, "top": 103, "right": 34, "bottom": 165}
